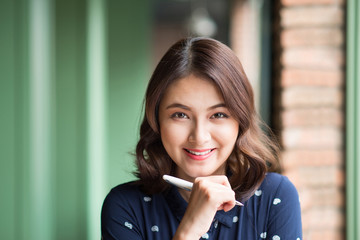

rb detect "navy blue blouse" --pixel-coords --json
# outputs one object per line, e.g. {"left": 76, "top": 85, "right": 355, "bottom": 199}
{"left": 101, "top": 173, "right": 302, "bottom": 240}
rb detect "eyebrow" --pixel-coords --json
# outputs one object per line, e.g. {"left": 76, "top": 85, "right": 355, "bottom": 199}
{"left": 165, "top": 103, "right": 227, "bottom": 111}
{"left": 166, "top": 103, "right": 190, "bottom": 110}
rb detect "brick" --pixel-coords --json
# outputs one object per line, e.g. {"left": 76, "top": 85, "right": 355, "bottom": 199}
{"left": 302, "top": 207, "right": 344, "bottom": 229}
{"left": 281, "top": 87, "right": 343, "bottom": 108}
{"left": 282, "top": 47, "right": 344, "bottom": 69}
{"left": 285, "top": 166, "right": 344, "bottom": 187}
{"left": 275, "top": 2, "right": 346, "bottom": 239}
{"left": 281, "top": 69, "right": 343, "bottom": 87}
{"left": 282, "top": 0, "right": 344, "bottom": 6}
{"left": 306, "top": 230, "right": 344, "bottom": 240}
{"left": 281, "top": 108, "right": 343, "bottom": 127}
{"left": 298, "top": 187, "right": 344, "bottom": 212}
{"left": 281, "top": 6, "right": 344, "bottom": 28}
{"left": 281, "top": 127, "right": 342, "bottom": 149}
{"left": 282, "top": 149, "right": 343, "bottom": 169}
{"left": 281, "top": 27, "right": 344, "bottom": 47}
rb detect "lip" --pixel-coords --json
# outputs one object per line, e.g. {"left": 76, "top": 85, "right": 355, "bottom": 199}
{"left": 183, "top": 148, "right": 216, "bottom": 161}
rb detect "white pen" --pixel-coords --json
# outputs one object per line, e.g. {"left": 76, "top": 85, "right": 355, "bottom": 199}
{"left": 163, "top": 174, "right": 244, "bottom": 206}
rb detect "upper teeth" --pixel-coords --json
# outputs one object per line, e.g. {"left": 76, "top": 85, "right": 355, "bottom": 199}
{"left": 187, "top": 149, "right": 212, "bottom": 156}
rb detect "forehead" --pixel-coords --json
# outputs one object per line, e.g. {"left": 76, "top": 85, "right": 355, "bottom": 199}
{"left": 161, "top": 75, "right": 225, "bottom": 106}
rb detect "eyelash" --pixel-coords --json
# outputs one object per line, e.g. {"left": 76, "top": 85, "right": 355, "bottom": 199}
{"left": 170, "top": 112, "right": 229, "bottom": 119}
{"left": 171, "top": 112, "right": 189, "bottom": 119}
{"left": 211, "top": 112, "right": 229, "bottom": 119}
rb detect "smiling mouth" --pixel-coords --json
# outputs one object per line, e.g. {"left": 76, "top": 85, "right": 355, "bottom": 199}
{"left": 184, "top": 148, "right": 215, "bottom": 156}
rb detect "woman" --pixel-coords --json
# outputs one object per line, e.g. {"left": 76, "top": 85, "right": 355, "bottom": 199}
{"left": 101, "top": 37, "right": 302, "bottom": 240}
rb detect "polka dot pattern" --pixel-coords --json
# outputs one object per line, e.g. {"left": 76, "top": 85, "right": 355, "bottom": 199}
{"left": 151, "top": 225, "right": 159, "bottom": 232}
{"left": 104, "top": 173, "right": 302, "bottom": 239}
{"left": 201, "top": 233, "right": 209, "bottom": 239}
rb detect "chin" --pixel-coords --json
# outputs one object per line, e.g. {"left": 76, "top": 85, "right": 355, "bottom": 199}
{"left": 187, "top": 169, "right": 218, "bottom": 178}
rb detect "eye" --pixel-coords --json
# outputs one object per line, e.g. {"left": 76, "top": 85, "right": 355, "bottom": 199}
{"left": 211, "top": 112, "right": 229, "bottom": 119}
{"left": 171, "top": 112, "right": 189, "bottom": 119}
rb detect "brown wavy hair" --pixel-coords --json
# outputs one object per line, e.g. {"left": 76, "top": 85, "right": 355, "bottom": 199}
{"left": 135, "top": 37, "right": 281, "bottom": 201}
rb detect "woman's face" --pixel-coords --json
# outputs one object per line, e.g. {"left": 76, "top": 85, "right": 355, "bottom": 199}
{"left": 158, "top": 75, "right": 239, "bottom": 182}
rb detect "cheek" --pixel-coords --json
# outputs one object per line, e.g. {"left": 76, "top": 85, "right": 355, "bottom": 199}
{"left": 215, "top": 123, "right": 239, "bottom": 145}
{"left": 160, "top": 123, "right": 189, "bottom": 149}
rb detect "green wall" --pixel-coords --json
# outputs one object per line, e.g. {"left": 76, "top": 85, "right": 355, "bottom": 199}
{"left": 0, "top": 0, "right": 150, "bottom": 239}
{"left": 107, "top": 0, "right": 150, "bottom": 188}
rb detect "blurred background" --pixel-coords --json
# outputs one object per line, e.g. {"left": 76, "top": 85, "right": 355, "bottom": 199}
{"left": 1, "top": 0, "right": 358, "bottom": 239}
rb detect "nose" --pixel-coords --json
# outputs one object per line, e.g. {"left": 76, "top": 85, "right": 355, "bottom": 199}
{"left": 188, "top": 120, "right": 211, "bottom": 145}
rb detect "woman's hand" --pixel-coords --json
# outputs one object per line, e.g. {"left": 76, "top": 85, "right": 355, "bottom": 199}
{"left": 173, "top": 175, "right": 236, "bottom": 240}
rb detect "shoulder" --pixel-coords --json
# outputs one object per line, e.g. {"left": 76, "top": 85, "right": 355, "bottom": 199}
{"left": 243, "top": 173, "right": 302, "bottom": 238}
{"left": 101, "top": 181, "right": 148, "bottom": 236}
{"left": 102, "top": 181, "right": 145, "bottom": 217}
{"left": 102, "top": 182, "right": 151, "bottom": 238}
{"left": 107, "top": 181, "right": 143, "bottom": 198}
{"left": 252, "top": 172, "right": 300, "bottom": 207}
{"left": 260, "top": 172, "right": 298, "bottom": 196}
{"left": 102, "top": 181, "right": 145, "bottom": 209}
{"left": 256, "top": 172, "right": 301, "bottom": 213}
{"left": 258, "top": 174, "right": 302, "bottom": 238}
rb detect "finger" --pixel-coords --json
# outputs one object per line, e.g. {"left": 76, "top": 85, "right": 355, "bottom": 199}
{"left": 193, "top": 177, "right": 236, "bottom": 211}
{"left": 216, "top": 190, "right": 236, "bottom": 212}
{"left": 195, "top": 175, "right": 232, "bottom": 188}
{"left": 222, "top": 202, "right": 235, "bottom": 212}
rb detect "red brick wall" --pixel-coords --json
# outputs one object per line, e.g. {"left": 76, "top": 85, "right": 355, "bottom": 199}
{"left": 230, "top": 0, "right": 346, "bottom": 238}
{"left": 276, "top": 0, "right": 345, "bottom": 239}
